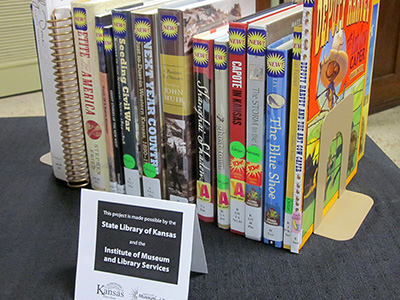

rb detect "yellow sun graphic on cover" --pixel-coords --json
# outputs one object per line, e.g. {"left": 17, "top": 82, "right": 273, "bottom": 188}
{"left": 293, "top": 33, "right": 302, "bottom": 58}
{"left": 104, "top": 33, "right": 113, "bottom": 52}
{"left": 161, "top": 16, "right": 178, "bottom": 40}
{"left": 95, "top": 26, "right": 103, "bottom": 45}
{"left": 247, "top": 30, "right": 266, "bottom": 55}
{"left": 73, "top": 8, "right": 87, "bottom": 30}
{"left": 135, "top": 18, "right": 151, "bottom": 42}
{"left": 229, "top": 29, "right": 246, "bottom": 54}
{"left": 214, "top": 45, "right": 227, "bottom": 70}
{"left": 267, "top": 52, "right": 285, "bottom": 76}
{"left": 112, "top": 14, "right": 126, "bottom": 38}
{"left": 193, "top": 43, "right": 209, "bottom": 67}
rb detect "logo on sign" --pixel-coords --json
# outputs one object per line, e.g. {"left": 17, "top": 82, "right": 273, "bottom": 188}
{"left": 97, "top": 282, "right": 124, "bottom": 299}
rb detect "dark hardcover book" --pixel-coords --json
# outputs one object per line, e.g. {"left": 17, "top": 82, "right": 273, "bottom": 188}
{"left": 132, "top": 8, "right": 167, "bottom": 199}
{"left": 112, "top": 5, "right": 144, "bottom": 196}
{"left": 103, "top": 24, "right": 126, "bottom": 194}
{"left": 95, "top": 13, "right": 123, "bottom": 193}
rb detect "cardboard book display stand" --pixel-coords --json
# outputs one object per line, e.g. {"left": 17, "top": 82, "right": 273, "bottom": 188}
{"left": 313, "top": 95, "right": 373, "bottom": 241}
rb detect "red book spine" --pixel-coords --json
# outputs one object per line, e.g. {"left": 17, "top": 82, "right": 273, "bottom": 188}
{"left": 228, "top": 22, "right": 248, "bottom": 235}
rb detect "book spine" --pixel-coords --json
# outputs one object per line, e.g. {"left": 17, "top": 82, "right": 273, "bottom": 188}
{"left": 103, "top": 25, "right": 126, "bottom": 194}
{"left": 264, "top": 40, "right": 292, "bottom": 248}
{"left": 133, "top": 12, "right": 167, "bottom": 199}
{"left": 72, "top": 4, "right": 111, "bottom": 191}
{"left": 358, "top": 0, "right": 380, "bottom": 160}
{"left": 228, "top": 23, "right": 248, "bottom": 235}
{"left": 193, "top": 37, "right": 215, "bottom": 222}
{"left": 48, "top": 6, "right": 90, "bottom": 188}
{"left": 159, "top": 9, "right": 197, "bottom": 203}
{"left": 291, "top": 6, "right": 311, "bottom": 254}
{"left": 96, "top": 16, "right": 118, "bottom": 193}
{"left": 244, "top": 26, "right": 267, "bottom": 241}
{"left": 214, "top": 37, "right": 230, "bottom": 229}
{"left": 283, "top": 25, "right": 302, "bottom": 250}
{"left": 113, "top": 10, "right": 142, "bottom": 196}
{"left": 32, "top": 0, "right": 71, "bottom": 182}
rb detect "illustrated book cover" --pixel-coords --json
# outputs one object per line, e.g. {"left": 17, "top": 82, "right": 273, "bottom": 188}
{"left": 291, "top": 0, "right": 380, "bottom": 253}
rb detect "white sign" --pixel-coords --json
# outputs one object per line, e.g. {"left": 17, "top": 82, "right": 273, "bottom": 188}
{"left": 74, "top": 189, "right": 207, "bottom": 300}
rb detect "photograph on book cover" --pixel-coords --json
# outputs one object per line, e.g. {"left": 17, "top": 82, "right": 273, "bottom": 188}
{"left": 159, "top": 0, "right": 256, "bottom": 203}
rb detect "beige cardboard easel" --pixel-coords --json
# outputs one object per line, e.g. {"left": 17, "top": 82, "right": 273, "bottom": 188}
{"left": 313, "top": 94, "right": 373, "bottom": 241}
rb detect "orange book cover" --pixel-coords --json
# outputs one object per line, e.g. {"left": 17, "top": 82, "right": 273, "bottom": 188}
{"left": 291, "top": 0, "right": 380, "bottom": 253}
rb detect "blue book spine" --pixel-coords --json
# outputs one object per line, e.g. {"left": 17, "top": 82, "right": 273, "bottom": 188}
{"left": 263, "top": 35, "right": 293, "bottom": 248}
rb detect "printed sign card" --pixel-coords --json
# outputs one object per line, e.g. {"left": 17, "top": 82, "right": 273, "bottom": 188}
{"left": 74, "top": 189, "right": 207, "bottom": 300}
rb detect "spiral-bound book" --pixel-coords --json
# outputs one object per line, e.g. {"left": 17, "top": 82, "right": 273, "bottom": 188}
{"left": 32, "top": 0, "right": 73, "bottom": 183}
{"left": 32, "top": 0, "right": 90, "bottom": 188}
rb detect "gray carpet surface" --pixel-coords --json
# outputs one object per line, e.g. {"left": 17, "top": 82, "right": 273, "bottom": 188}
{"left": 0, "top": 117, "right": 399, "bottom": 299}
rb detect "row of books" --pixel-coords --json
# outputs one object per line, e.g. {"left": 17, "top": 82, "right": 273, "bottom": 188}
{"left": 32, "top": 0, "right": 381, "bottom": 253}
{"left": 32, "top": 0, "right": 256, "bottom": 191}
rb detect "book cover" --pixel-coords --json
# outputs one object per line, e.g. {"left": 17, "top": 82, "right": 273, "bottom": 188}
{"left": 158, "top": 0, "right": 256, "bottom": 204}
{"left": 283, "top": 25, "right": 302, "bottom": 250}
{"left": 228, "top": 2, "right": 296, "bottom": 235}
{"left": 245, "top": 4, "right": 302, "bottom": 241}
{"left": 193, "top": 26, "right": 229, "bottom": 222}
{"left": 291, "top": 0, "right": 379, "bottom": 253}
{"left": 103, "top": 24, "right": 126, "bottom": 194}
{"left": 132, "top": 7, "right": 168, "bottom": 199}
{"left": 71, "top": 0, "right": 139, "bottom": 190}
{"left": 263, "top": 34, "right": 293, "bottom": 248}
{"left": 31, "top": 0, "right": 73, "bottom": 182}
{"left": 112, "top": 2, "right": 145, "bottom": 196}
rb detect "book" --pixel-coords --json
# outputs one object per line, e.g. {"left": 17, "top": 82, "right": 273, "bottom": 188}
{"left": 283, "top": 24, "right": 302, "bottom": 250}
{"left": 263, "top": 34, "right": 293, "bottom": 248}
{"left": 95, "top": 13, "right": 126, "bottom": 194}
{"left": 47, "top": 5, "right": 91, "bottom": 188}
{"left": 358, "top": 0, "right": 381, "bottom": 159}
{"left": 193, "top": 25, "right": 229, "bottom": 222}
{"left": 95, "top": 13, "right": 118, "bottom": 193}
{"left": 244, "top": 4, "right": 302, "bottom": 241}
{"left": 291, "top": 0, "right": 380, "bottom": 253}
{"left": 31, "top": 0, "right": 73, "bottom": 183}
{"left": 112, "top": 2, "right": 147, "bottom": 196}
{"left": 132, "top": 5, "right": 170, "bottom": 199}
{"left": 214, "top": 33, "right": 230, "bottom": 229}
{"left": 158, "top": 0, "right": 256, "bottom": 204}
{"left": 104, "top": 25, "right": 126, "bottom": 194}
{"left": 228, "top": 2, "right": 296, "bottom": 235}
{"left": 71, "top": 0, "right": 138, "bottom": 191}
